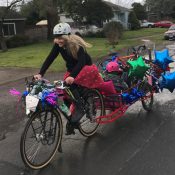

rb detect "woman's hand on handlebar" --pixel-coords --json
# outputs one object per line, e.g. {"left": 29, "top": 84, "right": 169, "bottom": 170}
{"left": 33, "top": 74, "right": 42, "bottom": 80}
{"left": 65, "top": 76, "right": 74, "bottom": 85}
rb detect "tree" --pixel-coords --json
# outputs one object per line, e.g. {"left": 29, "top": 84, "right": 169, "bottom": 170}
{"left": 20, "top": 0, "right": 42, "bottom": 25}
{"left": 132, "top": 2, "right": 147, "bottom": 20}
{"left": 103, "top": 21, "right": 123, "bottom": 49}
{"left": 62, "top": 0, "right": 84, "bottom": 23}
{"left": 63, "top": 0, "right": 113, "bottom": 27}
{"left": 37, "top": 0, "right": 59, "bottom": 39}
{"left": 82, "top": 0, "right": 113, "bottom": 27}
{"left": 20, "top": 0, "right": 62, "bottom": 39}
{"left": 145, "top": 0, "right": 175, "bottom": 20}
{"left": 0, "top": 0, "right": 23, "bottom": 52}
{"left": 128, "top": 11, "right": 140, "bottom": 30}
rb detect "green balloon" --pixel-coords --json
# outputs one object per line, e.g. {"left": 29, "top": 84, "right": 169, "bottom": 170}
{"left": 127, "top": 56, "right": 150, "bottom": 79}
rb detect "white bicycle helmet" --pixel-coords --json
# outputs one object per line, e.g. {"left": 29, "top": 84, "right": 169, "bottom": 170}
{"left": 53, "top": 23, "right": 71, "bottom": 36}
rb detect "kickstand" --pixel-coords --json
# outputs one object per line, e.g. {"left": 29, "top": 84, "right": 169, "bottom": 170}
{"left": 58, "top": 143, "right": 63, "bottom": 153}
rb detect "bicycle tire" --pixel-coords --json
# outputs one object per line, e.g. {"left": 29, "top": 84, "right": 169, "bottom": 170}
{"left": 139, "top": 82, "right": 154, "bottom": 111}
{"left": 96, "top": 58, "right": 112, "bottom": 73}
{"left": 78, "top": 89, "right": 104, "bottom": 137}
{"left": 20, "top": 109, "right": 63, "bottom": 169}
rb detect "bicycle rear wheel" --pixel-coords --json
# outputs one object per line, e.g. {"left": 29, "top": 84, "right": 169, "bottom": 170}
{"left": 78, "top": 89, "right": 104, "bottom": 137}
{"left": 20, "top": 109, "right": 63, "bottom": 169}
{"left": 140, "top": 82, "right": 154, "bottom": 111}
{"left": 96, "top": 58, "right": 112, "bottom": 73}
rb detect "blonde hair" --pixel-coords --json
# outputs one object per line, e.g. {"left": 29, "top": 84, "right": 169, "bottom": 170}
{"left": 61, "top": 34, "right": 92, "bottom": 58}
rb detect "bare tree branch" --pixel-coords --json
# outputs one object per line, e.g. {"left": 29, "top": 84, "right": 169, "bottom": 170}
{"left": 6, "top": 0, "right": 23, "bottom": 11}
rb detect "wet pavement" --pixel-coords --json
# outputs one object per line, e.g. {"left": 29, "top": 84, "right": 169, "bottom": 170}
{"left": 0, "top": 67, "right": 37, "bottom": 85}
{"left": 0, "top": 42, "right": 175, "bottom": 175}
{"left": 1, "top": 85, "right": 175, "bottom": 175}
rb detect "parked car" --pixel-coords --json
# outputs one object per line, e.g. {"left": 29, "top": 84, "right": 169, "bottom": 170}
{"left": 140, "top": 21, "right": 155, "bottom": 28}
{"left": 154, "top": 21, "right": 173, "bottom": 28}
{"left": 164, "top": 24, "right": 175, "bottom": 40}
{"left": 71, "top": 25, "right": 100, "bottom": 35}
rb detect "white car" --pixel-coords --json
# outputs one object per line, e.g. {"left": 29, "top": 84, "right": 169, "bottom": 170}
{"left": 164, "top": 24, "right": 175, "bottom": 40}
{"left": 71, "top": 25, "right": 101, "bottom": 35}
{"left": 140, "top": 21, "right": 155, "bottom": 28}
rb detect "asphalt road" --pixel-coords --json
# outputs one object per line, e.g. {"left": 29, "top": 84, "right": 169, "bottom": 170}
{"left": 1, "top": 81, "right": 175, "bottom": 175}
{"left": 0, "top": 42, "right": 175, "bottom": 175}
{"left": 0, "top": 73, "right": 175, "bottom": 175}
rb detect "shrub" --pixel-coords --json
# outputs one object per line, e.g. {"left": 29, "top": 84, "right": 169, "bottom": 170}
{"left": 128, "top": 11, "right": 141, "bottom": 30}
{"left": 6, "top": 35, "right": 32, "bottom": 48}
{"left": 103, "top": 21, "right": 124, "bottom": 48}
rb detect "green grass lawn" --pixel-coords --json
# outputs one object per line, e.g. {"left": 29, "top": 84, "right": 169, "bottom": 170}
{"left": 122, "top": 28, "right": 167, "bottom": 40}
{"left": 0, "top": 28, "right": 167, "bottom": 72}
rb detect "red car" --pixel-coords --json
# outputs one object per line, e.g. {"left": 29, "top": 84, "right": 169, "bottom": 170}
{"left": 154, "top": 21, "right": 173, "bottom": 28}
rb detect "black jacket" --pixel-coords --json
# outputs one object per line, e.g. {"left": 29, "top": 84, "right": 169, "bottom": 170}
{"left": 39, "top": 44, "right": 92, "bottom": 78}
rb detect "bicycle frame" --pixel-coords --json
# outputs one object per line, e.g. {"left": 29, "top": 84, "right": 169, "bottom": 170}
{"left": 97, "top": 78, "right": 153, "bottom": 124}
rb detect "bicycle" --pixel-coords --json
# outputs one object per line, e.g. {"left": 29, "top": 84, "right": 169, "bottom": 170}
{"left": 96, "top": 52, "right": 154, "bottom": 113}
{"left": 20, "top": 79, "right": 104, "bottom": 169}
{"left": 127, "top": 44, "right": 152, "bottom": 61}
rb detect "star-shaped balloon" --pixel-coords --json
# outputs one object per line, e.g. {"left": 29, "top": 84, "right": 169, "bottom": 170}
{"left": 153, "top": 49, "right": 173, "bottom": 70}
{"left": 127, "top": 56, "right": 150, "bottom": 79}
{"left": 122, "top": 88, "right": 145, "bottom": 104}
{"left": 159, "top": 72, "right": 175, "bottom": 93}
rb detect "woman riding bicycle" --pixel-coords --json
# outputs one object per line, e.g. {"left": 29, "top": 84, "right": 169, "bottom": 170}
{"left": 34, "top": 22, "right": 103, "bottom": 135}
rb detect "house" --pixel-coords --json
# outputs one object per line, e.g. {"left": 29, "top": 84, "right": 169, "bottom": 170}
{"left": 59, "top": 13, "right": 75, "bottom": 26}
{"left": 58, "top": 2, "right": 130, "bottom": 29}
{"left": 0, "top": 7, "right": 26, "bottom": 37}
{"left": 103, "top": 1, "right": 131, "bottom": 29}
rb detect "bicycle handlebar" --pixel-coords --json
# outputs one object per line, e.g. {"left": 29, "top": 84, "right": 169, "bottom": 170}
{"left": 54, "top": 80, "right": 69, "bottom": 89}
{"left": 25, "top": 77, "right": 70, "bottom": 91}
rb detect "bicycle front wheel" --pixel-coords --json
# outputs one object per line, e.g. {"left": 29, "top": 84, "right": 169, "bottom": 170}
{"left": 79, "top": 89, "right": 104, "bottom": 137}
{"left": 20, "top": 109, "right": 63, "bottom": 169}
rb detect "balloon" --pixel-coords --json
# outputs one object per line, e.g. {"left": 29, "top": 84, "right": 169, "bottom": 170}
{"left": 159, "top": 72, "right": 175, "bottom": 93}
{"left": 127, "top": 56, "right": 150, "bottom": 79}
{"left": 154, "top": 49, "right": 173, "bottom": 71}
{"left": 122, "top": 88, "right": 145, "bottom": 104}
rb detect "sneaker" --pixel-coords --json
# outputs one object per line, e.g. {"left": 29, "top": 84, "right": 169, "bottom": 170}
{"left": 65, "top": 121, "right": 80, "bottom": 135}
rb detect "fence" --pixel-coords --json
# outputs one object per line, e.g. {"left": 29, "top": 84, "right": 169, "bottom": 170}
{"left": 25, "top": 27, "right": 47, "bottom": 41}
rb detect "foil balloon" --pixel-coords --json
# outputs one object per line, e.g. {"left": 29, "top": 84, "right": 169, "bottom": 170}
{"left": 160, "top": 72, "right": 175, "bottom": 93}
{"left": 127, "top": 56, "right": 150, "bottom": 79}
{"left": 122, "top": 88, "right": 145, "bottom": 104}
{"left": 154, "top": 49, "right": 173, "bottom": 70}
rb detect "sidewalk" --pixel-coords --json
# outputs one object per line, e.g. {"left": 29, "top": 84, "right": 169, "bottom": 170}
{"left": 0, "top": 67, "right": 64, "bottom": 85}
{"left": 0, "top": 67, "right": 38, "bottom": 85}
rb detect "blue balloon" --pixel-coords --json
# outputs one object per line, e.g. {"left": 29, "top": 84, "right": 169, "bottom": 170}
{"left": 160, "top": 72, "right": 175, "bottom": 93}
{"left": 122, "top": 88, "right": 145, "bottom": 104}
{"left": 154, "top": 49, "right": 173, "bottom": 70}
{"left": 22, "top": 90, "right": 29, "bottom": 96}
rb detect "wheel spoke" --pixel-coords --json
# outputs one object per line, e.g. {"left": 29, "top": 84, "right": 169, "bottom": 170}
{"left": 21, "top": 109, "right": 62, "bottom": 169}
{"left": 28, "top": 143, "right": 41, "bottom": 163}
{"left": 26, "top": 141, "right": 38, "bottom": 155}
{"left": 79, "top": 89, "right": 104, "bottom": 137}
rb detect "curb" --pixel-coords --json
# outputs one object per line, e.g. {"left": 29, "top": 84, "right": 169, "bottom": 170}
{"left": 0, "top": 76, "right": 32, "bottom": 86}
